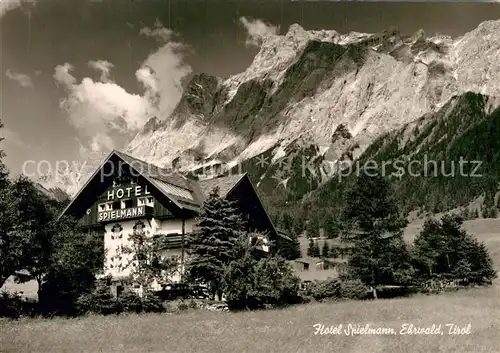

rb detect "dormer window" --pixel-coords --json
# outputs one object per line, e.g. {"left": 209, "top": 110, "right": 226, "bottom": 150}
{"left": 98, "top": 202, "right": 113, "bottom": 212}
{"left": 121, "top": 199, "right": 134, "bottom": 209}
{"left": 112, "top": 180, "right": 121, "bottom": 187}
{"left": 138, "top": 196, "right": 154, "bottom": 207}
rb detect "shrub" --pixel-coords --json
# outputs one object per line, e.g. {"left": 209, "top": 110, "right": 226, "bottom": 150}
{"left": 76, "top": 286, "right": 122, "bottom": 315}
{"left": 188, "top": 299, "right": 198, "bottom": 309}
{"left": 141, "top": 294, "right": 165, "bottom": 313}
{"left": 177, "top": 301, "right": 189, "bottom": 311}
{"left": 0, "top": 292, "right": 24, "bottom": 319}
{"left": 117, "top": 291, "right": 142, "bottom": 314}
{"left": 223, "top": 255, "right": 301, "bottom": 310}
{"left": 339, "top": 279, "right": 370, "bottom": 300}
{"left": 305, "top": 278, "right": 342, "bottom": 301}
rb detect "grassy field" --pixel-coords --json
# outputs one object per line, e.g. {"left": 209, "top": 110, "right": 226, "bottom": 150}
{"left": 1, "top": 286, "right": 499, "bottom": 353}
{"left": 1, "top": 218, "right": 500, "bottom": 353}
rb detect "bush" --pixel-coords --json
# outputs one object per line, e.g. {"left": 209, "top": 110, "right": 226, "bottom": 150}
{"left": 188, "top": 299, "right": 198, "bottom": 309}
{"left": 223, "top": 255, "right": 301, "bottom": 310}
{"left": 76, "top": 286, "right": 122, "bottom": 315}
{"left": 177, "top": 301, "right": 189, "bottom": 311}
{"left": 141, "top": 294, "right": 165, "bottom": 313}
{"left": 305, "top": 278, "right": 341, "bottom": 301}
{"left": 339, "top": 279, "right": 370, "bottom": 300}
{"left": 0, "top": 292, "right": 24, "bottom": 319}
{"left": 117, "top": 291, "right": 142, "bottom": 314}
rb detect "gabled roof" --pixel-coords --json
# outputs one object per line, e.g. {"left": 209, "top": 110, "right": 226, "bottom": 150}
{"left": 58, "top": 149, "right": 289, "bottom": 243}
{"left": 113, "top": 150, "right": 191, "bottom": 190}
{"left": 197, "top": 174, "right": 246, "bottom": 198}
{"left": 58, "top": 150, "right": 268, "bottom": 227}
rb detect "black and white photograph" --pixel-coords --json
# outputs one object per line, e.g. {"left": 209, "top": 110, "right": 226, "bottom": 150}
{"left": 1, "top": 0, "right": 500, "bottom": 352}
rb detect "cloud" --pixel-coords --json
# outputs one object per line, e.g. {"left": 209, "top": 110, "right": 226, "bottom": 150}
{"left": 5, "top": 69, "right": 34, "bottom": 88}
{"left": 0, "top": 0, "right": 35, "bottom": 19}
{"left": 140, "top": 19, "right": 173, "bottom": 42}
{"left": 88, "top": 60, "right": 113, "bottom": 82}
{"left": 54, "top": 20, "right": 191, "bottom": 155}
{"left": 0, "top": 126, "right": 29, "bottom": 148}
{"left": 54, "top": 65, "right": 151, "bottom": 152}
{"left": 239, "top": 16, "right": 279, "bottom": 47}
{"left": 53, "top": 63, "right": 76, "bottom": 87}
{"left": 138, "top": 19, "right": 192, "bottom": 117}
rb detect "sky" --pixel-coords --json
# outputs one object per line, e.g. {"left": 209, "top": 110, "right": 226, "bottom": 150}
{"left": 1, "top": 0, "right": 500, "bottom": 178}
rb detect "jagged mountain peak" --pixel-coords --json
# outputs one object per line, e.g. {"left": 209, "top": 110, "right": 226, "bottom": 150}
{"left": 123, "top": 19, "right": 500, "bottom": 175}
{"left": 41, "top": 20, "right": 500, "bottom": 199}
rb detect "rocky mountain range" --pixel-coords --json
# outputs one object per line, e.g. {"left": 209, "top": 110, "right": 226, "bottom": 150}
{"left": 40, "top": 20, "right": 500, "bottom": 219}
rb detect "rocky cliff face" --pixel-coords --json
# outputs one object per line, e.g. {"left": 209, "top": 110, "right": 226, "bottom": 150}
{"left": 42, "top": 20, "right": 500, "bottom": 203}
{"left": 303, "top": 91, "right": 500, "bottom": 220}
{"left": 127, "top": 21, "right": 500, "bottom": 176}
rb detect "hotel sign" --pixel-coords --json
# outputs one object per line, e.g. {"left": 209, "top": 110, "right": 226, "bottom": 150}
{"left": 107, "top": 185, "right": 150, "bottom": 200}
{"left": 98, "top": 206, "right": 146, "bottom": 222}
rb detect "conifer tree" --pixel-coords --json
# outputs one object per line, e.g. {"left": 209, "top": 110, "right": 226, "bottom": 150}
{"left": 186, "top": 187, "right": 246, "bottom": 299}
{"left": 321, "top": 241, "right": 330, "bottom": 258}
{"left": 312, "top": 241, "right": 321, "bottom": 258}
{"left": 307, "top": 239, "right": 314, "bottom": 257}
{"left": 323, "top": 214, "right": 340, "bottom": 238}
{"left": 413, "top": 215, "right": 496, "bottom": 284}
{"left": 306, "top": 219, "right": 319, "bottom": 238}
{"left": 275, "top": 213, "right": 301, "bottom": 260}
{"left": 343, "top": 172, "right": 412, "bottom": 298}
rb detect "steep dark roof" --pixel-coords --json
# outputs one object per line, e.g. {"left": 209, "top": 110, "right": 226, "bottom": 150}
{"left": 197, "top": 174, "right": 246, "bottom": 198}
{"left": 114, "top": 150, "right": 191, "bottom": 190}
{"left": 59, "top": 149, "right": 286, "bottom": 243}
{"left": 59, "top": 150, "right": 249, "bottom": 219}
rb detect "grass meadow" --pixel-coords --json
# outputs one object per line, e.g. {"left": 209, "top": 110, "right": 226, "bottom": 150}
{"left": 1, "top": 218, "right": 500, "bottom": 353}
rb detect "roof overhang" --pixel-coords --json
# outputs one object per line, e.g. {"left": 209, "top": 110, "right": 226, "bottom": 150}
{"left": 58, "top": 150, "right": 190, "bottom": 221}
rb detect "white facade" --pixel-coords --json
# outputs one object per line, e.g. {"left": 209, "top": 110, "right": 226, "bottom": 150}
{"left": 102, "top": 216, "right": 196, "bottom": 290}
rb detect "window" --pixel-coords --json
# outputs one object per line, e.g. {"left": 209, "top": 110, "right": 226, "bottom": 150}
{"left": 111, "top": 224, "right": 122, "bottom": 240}
{"left": 98, "top": 202, "right": 113, "bottom": 211}
{"left": 112, "top": 201, "right": 121, "bottom": 210}
{"left": 316, "top": 261, "right": 330, "bottom": 270}
{"left": 138, "top": 196, "right": 154, "bottom": 207}
{"left": 121, "top": 199, "right": 134, "bottom": 209}
{"left": 303, "top": 263, "right": 309, "bottom": 271}
{"left": 98, "top": 203, "right": 110, "bottom": 212}
{"left": 133, "top": 221, "right": 145, "bottom": 232}
{"left": 116, "top": 285, "right": 124, "bottom": 297}
{"left": 112, "top": 180, "right": 121, "bottom": 187}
